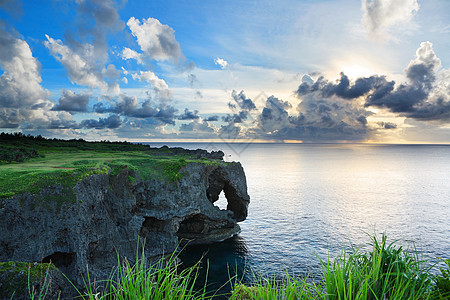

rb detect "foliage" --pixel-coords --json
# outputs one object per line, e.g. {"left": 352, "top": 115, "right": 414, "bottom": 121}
{"left": 319, "top": 233, "right": 433, "bottom": 299}
{"left": 433, "top": 258, "right": 450, "bottom": 299}
{"left": 0, "top": 262, "right": 55, "bottom": 299}
{"left": 68, "top": 246, "right": 208, "bottom": 300}
{"left": 1, "top": 235, "right": 449, "bottom": 299}
{"left": 230, "top": 234, "right": 445, "bottom": 300}
{"left": 230, "top": 273, "right": 319, "bottom": 300}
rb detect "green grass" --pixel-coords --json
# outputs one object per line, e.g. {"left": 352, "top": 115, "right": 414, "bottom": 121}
{"left": 68, "top": 245, "right": 210, "bottom": 300}
{"left": 0, "top": 136, "right": 224, "bottom": 203}
{"left": 230, "top": 234, "right": 449, "bottom": 300}
{"left": 1, "top": 234, "right": 449, "bottom": 299}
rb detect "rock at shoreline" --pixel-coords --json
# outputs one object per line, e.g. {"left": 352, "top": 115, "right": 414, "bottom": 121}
{"left": 0, "top": 152, "right": 250, "bottom": 296}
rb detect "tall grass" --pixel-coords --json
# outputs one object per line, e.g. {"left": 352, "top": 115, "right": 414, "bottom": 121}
{"left": 70, "top": 246, "right": 209, "bottom": 300}
{"left": 320, "top": 233, "right": 433, "bottom": 299}
{"left": 230, "top": 233, "right": 444, "bottom": 300}
{"left": 23, "top": 234, "right": 449, "bottom": 299}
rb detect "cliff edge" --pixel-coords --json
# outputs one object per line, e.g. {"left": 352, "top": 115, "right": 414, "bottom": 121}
{"left": 0, "top": 139, "right": 250, "bottom": 294}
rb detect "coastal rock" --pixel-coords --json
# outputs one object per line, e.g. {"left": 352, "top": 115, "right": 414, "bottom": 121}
{"left": 0, "top": 159, "right": 249, "bottom": 295}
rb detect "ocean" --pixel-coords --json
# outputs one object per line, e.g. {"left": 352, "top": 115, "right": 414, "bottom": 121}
{"left": 148, "top": 142, "right": 450, "bottom": 293}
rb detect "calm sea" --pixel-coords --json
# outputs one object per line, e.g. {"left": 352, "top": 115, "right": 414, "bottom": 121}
{"left": 148, "top": 143, "right": 450, "bottom": 292}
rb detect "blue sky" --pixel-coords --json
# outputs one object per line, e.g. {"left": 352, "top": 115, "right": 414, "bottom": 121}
{"left": 0, "top": 0, "right": 449, "bottom": 143}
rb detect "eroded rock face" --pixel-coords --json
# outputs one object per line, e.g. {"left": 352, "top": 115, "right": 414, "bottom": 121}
{"left": 0, "top": 159, "right": 249, "bottom": 294}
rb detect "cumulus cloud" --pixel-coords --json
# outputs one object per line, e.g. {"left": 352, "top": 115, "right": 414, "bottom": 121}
{"left": 0, "top": 31, "right": 48, "bottom": 108}
{"left": 295, "top": 42, "right": 450, "bottom": 125}
{"left": 121, "top": 47, "right": 143, "bottom": 64}
{"left": 221, "top": 90, "right": 257, "bottom": 130}
{"left": 93, "top": 94, "right": 177, "bottom": 124}
{"left": 205, "top": 115, "right": 219, "bottom": 122}
{"left": 80, "top": 114, "right": 122, "bottom": 129}
{"left": 214, "top": 57, "right": 228, "bottom": 69}
{"left": 132, "top": 70, "right": 171, "bottom": 101}
{"left": 0, "top": 25, "right": 57, "bottom": 128}
{"left": 290, "top": 94, "right": 370, "bottom": 140}
{"left": 378, "top": 122, "right": 397, "bottom": 129}
{"left": 231, "top": 90, "right": 257, "bottom": 111}
{"left": 257, "top": 96, "right": 292, "bottom": 134}
{"left": 126, "top": 17, "right": 184, "bottom": 63}
{"left": 218, "top": 90, "right": 258, "bottom": 139}
{"left": 366, "top": 42, "right": 450, "bottom": 122}
{"left": 178, "top": 108, "right": 199, "bottom": 120}
{"left": 179, "top": 119, "right": 216, "bottom": 133}
{"left": 44, "top": 0, "right": 124, "bottom": 93}
{"left": 45, "top": 35, "right": 107, "bottom": 90}
{"left": 52, "top": 89, "right": 90, "bottom": 113}
{"left": 297, "top": 73, "right": 393, "bottom": 100}
{"left": 362, "top": 0, "right": 419, "bottom": 40}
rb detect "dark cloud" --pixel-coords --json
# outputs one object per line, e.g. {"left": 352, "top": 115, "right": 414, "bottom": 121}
{"left": 47, "top": 118, "right": 80, "bottom": 130}
{"left": 93, "top": 94, "right": 177, "bottom": 125}
{"left": 179, "top": 120, "right": 215, "bottom": 133}
{"left": 254, "top": 92, "right": 370, "bottom": 141}
{"left": 378, "top": 122, "right": 397, "bottom": 129}
{"left": 365, "top": 42, "right": 450, "bottom": 122}
{"left": 297, "top": 73, "right": 393, "bottom": 100}
{"left": 218, "top": 123, "right": 242, "bottom": 139}
{"left": 295, "top": 42, "right": 450, "bottom": 125}
{"left": 205, "top": 115, "right": 219, "bottom": 122}
{"left": 220, "top": 90, "right": 257, "bottom": 138}
{"left": 80, "top": 114, "right": 122, "bottom": 129}
{"left": 258, "top": 96, "right": 291, "bottom": 134}
{"left": 231, "top": 90, "right": 257, "bottom": 111}
{"left": 222, "top": 111, "right": 249, "bottom": 124}
{"left": 52, "top": 89, "right": 90, "bottom": 113}
{"left": 178, "top": 108, "right": 199, "bottom": 120}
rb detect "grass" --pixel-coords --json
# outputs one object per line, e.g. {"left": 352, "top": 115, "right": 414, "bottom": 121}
{"left": 230, "top": 234, "right": 449, "bottom": 300}
{"left": 1, "top": 234, "right": 449, "bottom": 299}
{"left": 0, "top": 134, "right": 224, "bottom": 203}
{"left": 67, "top": 245, "right": 211, "bottom": 300}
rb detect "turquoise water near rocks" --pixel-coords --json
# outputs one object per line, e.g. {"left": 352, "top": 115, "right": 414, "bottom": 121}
{"left": 149, "top": 143, "right": 450, "bottom": 294}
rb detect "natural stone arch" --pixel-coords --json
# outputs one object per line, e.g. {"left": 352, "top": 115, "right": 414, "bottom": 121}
{"left": 206, "top": 164, "right": 250, "bottom": 222}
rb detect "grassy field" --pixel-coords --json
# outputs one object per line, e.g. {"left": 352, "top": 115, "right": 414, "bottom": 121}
{"left": 0, "top": 133, "right": 223, "bottom": 202}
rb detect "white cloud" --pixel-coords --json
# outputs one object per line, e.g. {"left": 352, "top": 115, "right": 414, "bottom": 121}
{"left": 362, "top": 0, "right": 420, "bottom": 40}
{"left": 132, "top": 70, "right": 171, "bottom": 101}
{"left": 126, "top": 17, "right": 184, "bottom": 63}
{"left": 0, "top": 27, "right": 55, "bottom": 128}
{"left": 407, "top": 41, "right": 441, "bottom": 72}
{"left": 45, "top": 35, "right": 107, "bottom": 90}
{"left": 121, "top": 47, "right": 143, "bottom": 64}
{"left": 214, "top": 57, "right": 229, "bottom": 69}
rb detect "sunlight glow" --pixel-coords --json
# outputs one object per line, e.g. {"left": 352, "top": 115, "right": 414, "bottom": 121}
{"left": 331, "top": 56, "right": 383, "bottom": 79}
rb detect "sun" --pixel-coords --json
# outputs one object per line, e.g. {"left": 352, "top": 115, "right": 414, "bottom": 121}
{"left": 331, "top": 56, "right": 382, "bottom": 80}
{"left": 341, "top": 64, "right": 375, "bottom": 79}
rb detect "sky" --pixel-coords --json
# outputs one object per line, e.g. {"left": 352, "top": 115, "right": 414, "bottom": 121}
{"left": 0, "top": 0, "right": 449, "bottom": 143}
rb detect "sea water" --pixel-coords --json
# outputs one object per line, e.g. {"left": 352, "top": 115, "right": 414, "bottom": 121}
{"left": 148, "top": 143, "right": 450, "bottom": 293}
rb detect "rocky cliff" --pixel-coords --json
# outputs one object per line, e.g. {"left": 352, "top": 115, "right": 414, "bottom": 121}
{"left": 0, "top": 152, "right": 250, "bottom": 293}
